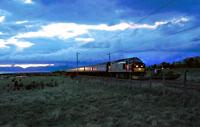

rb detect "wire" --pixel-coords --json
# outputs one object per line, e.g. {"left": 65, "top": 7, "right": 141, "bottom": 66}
{"left": 108, "top": 0, "right": 175, "bottom": 55}
{"left": 68, "top": 0, "right": 195, "bottom": 66}
{"left": 136, "top": 0, "right": 174, "bottom": 23}
{"left": 77, "top": 0, "right": 176, "bottom": 66}
{"left": 169, "top": 24, "right": 200, "bottom": 35}
{"left": 110, "top": 23, "right": 200, "bottom": 55}
{"left": 79, "top": 1, "right": 200, "bottom": 66}
{"left": 77, "top": 52, "right": 108, "bottom": 66}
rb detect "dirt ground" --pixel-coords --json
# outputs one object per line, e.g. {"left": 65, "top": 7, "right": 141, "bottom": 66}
{"left": 0, "top": 74, "right": 200, "bottom": 127}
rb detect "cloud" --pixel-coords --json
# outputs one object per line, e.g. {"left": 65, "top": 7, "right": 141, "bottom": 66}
{"left": 0, "top": 64, "right": 13, "bottom": 67}
{"left": 0, "top": 38, "right": 34, "bottom": 51}
{"left": 15, "top": 23, "right": 87, "bottom": 40}
{"left": 16, "top": 20, "right": 28, "bottom": 24}
{"left": 16, "top": 23, "right": 88, "bottom": 40}
{"left": 20, "top": 0, "right": 34, "bottom": 4}
{"left": 0, "top": 40, "right": 9, "bottom": 48}
{"left": 14, "top": 64, "right": 54, "bottom": 68}
{"left": 75, "top": 38, "right": 95, "bottom": 43}
{"left": 170, "top": 17, "right": 190, "bottom": 26}
{"left": 172, "top": 17, "right": 189, "bottom": 23}
{"left": 0, "top": 64, "right": 54, "bottom": 68}
{"left": 0, "top": 9, "right": 11, "bottom": 16}
{"left": 0, "top": 32, "right": 3, "bottom": 35}
{"left": 0, "top": 16, "right": 5, "bottom": 23}
{"left": 15, "top": 17, "right": 189, "bottom": 41}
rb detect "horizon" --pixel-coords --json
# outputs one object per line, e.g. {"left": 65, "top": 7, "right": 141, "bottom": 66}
{"left": 0, "top": 55, "right": 199, "bottom": 74}
{"left": 0, "top": 0, "right": 200, "bottom": 71}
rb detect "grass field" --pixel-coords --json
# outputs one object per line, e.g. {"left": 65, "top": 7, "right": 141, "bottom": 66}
{"left": 0, "top": 74, "right": 200, "bottom": 127}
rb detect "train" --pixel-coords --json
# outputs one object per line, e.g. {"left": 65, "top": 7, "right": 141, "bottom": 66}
{"left": 68, "top": 57, "right": 146, "bottom": 78}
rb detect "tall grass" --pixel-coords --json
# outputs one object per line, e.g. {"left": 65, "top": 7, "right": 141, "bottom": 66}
{"left": 0, "top": 75, "right": 200, "bottom": 127}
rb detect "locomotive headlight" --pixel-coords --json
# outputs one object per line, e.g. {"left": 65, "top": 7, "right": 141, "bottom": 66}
{"left": 141, "top": 65, "right": 143, "bottom": 68}
{"left": 136, "top": 65, "right": 139, "bottom": 68}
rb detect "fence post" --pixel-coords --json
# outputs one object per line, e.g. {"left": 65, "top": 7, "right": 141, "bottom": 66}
{"left": 162, "top": 68, "right": 165, "bottom": 85}
{"left": 149, "top": 70, "right": 152, "bottom": 88}
{"left": 161, "top": 68, "right": 166, "bottom": 97}
{"left": 183, "top": 70, "right": 188, "bottom": 86}
{"left": 183, "top": 70, "right": 188, "bottom": 107}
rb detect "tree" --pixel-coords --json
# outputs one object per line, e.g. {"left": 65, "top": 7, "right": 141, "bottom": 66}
{"left": 161, "top": 62, "right": 171, "bottom": 68}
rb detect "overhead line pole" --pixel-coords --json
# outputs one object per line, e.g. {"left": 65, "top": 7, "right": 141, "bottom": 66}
{"left": 76, "top": 52, "right": 80, "bottom": 72}
{"left": 107, "top": 52, "right": 111, "bottom": 62}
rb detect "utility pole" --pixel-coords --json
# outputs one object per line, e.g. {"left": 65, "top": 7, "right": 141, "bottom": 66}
{"left": 107, "top": 52, "right": 111, "bottom": 73}
{"left": 76, "top": 52, "right": 80, "bottom": 72}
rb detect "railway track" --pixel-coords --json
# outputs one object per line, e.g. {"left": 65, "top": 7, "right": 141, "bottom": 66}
{"left": 64, "top": 72, "right": 200, "bottom": 91}
{"left": 79, "top": 75, "right": 200, "bottom": 91}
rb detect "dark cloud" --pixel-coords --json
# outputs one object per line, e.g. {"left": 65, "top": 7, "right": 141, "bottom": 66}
{"left": 0, "top": 0, "right": 199, "bottom": 65}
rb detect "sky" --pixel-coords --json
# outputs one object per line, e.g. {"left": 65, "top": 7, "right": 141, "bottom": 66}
{"left": 0, "top": 0, "right": 200, "bottom": 67}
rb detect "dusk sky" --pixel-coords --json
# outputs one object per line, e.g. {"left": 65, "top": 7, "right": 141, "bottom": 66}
{"left": 0, "top": 0, "right": 200, "bottom": 67}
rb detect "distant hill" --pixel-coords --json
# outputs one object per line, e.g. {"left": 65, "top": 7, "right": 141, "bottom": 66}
{"left": 0, "top": 61, "right": 105, "bottom": 74}
{"left": 0, "top": 65, "right": 70, "bottom": 74}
